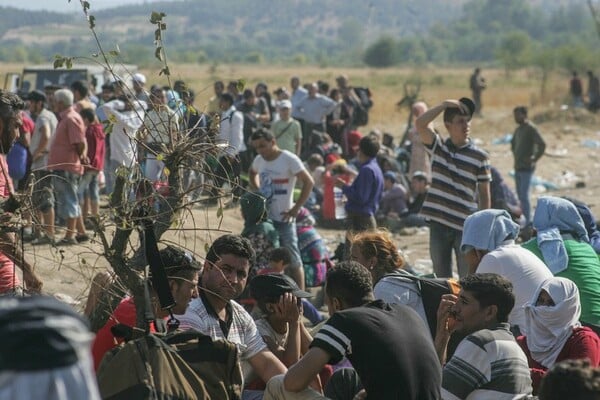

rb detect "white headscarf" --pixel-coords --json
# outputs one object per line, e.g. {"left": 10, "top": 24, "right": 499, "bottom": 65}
{"left": 524, "top": 277, "right": 581, "bottom": 368}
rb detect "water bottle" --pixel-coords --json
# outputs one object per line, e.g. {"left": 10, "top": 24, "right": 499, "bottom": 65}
{"left": 333, "top": 187, "right": 346, "bottom": 220}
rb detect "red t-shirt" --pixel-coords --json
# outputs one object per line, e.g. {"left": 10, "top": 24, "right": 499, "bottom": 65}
{"left": 47, "top": 106, "right": 86, "bottom": 174}
{"left": 85, "top": 122, "right": 106, "bottom": 171}
{"left": 91, "top": 297, "right": 158, "bottom": 370}
{"left": 517, "top": 326, "right": 600, "bottom": 393}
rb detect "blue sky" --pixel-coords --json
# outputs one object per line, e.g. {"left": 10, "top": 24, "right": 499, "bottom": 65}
{"left": 0, "top": 0, "right": 167, "bottom": 12}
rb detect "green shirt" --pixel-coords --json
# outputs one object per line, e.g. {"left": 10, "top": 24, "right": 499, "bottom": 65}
{"left": 522, "top": 238, "right": 600, "bottom": 325}
{"left": 272, "top": 118, "right": 302, "bottom": 155}
{"left": 511, "top": 121, "right": 546, "bottom": 171}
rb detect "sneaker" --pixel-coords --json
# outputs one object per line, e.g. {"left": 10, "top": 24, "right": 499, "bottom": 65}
{"left": 31, "top": 235, "right": 55, "bottom": 246}
{"left": 76, "top": 234, "right": 90, "bottom": 243}
{"left": 56, "top": 237, "right": 77, "bottom": 246}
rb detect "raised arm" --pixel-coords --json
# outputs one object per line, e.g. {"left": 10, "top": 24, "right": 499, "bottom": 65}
{"left": 415, "top": 100, "right": 469, "bottom": 146}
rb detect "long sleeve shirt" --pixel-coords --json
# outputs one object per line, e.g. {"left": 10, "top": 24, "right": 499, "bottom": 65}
{"left": 511, "top": 121, "right": 546, "bottom": 171}
{"left": 342, "top": 157, "right": 383, "bottom": 217}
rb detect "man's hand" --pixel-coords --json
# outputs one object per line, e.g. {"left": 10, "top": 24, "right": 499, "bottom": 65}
{"left": 281, "top": 206, "right": 300, "bottom": 222}
{"left": 437, "top": 293, "right": 458, "bottom": 337}
{"left": 442, "top": 99, "right": 470, "bottom": 115}
{"left": 276, "top": 293, "right": 301, "bottom": 324}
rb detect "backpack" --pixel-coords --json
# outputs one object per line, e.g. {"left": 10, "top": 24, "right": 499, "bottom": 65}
{"left": 97, "top": 334, "right": 212, "bottom": 400}
{"left": 352, "top": 87, "right": 373, "bottom": 127}
{"left": 384, "top": 270, "right": 460, "bottom": 338}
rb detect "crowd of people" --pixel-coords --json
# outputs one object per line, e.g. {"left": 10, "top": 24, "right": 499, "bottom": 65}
{"left": 1, "top": 67, "right": 600, "bottom": 399}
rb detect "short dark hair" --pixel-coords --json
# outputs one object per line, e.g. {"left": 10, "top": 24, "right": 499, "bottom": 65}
{"left": 513, "top": 106, "right": 528, "bottom": 116}
{"left": 220, "top": 93, "right": 234, "bottom": 107}
{"left": 443, "top": 106, "right": 469, "bottom": 123}
{"left": 205, "top": 234, "right": 256, "bottom": 266}
{"left": 459, "top": 273, "right": 515, "bottom": 323}
{"left": 269, "top": 248, "right": 292, "bottom": 265}
{"left": 79, "top": 108, "right": 96, "bottom": 123}
{"left": 539, "top": 359, "right": 600, "bottom": 400}
{"left": 243, "top": 89, "right": 255, "bottom": 99}
{"left": 70, "top": 80, "right": 89, "bottom": 97}
{"left": 251, "top": 128, "right": 274, "bottom": 142}
{"left": 325, "top": 261, "right": 373, "bottom": 308}
{"left": 358, "top": 136, "right": 380, "bottom": 158}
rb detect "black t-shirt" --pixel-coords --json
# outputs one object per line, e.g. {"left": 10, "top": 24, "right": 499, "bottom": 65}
{"left": 311, "top": 300, "right": 441, "bottom": 399}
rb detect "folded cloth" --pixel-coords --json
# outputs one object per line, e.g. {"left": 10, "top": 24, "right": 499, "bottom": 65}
{"left": 461, "top": 209, "right": 520, "bottom": 253}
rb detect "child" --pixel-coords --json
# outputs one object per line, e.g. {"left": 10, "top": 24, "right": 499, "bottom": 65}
{"left": 258, "top": 248, "right": 324, "bottom": 325}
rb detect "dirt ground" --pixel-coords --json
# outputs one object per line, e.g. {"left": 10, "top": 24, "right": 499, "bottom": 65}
{"left": 20, "top": 100, "right": 600, "bottom": 310}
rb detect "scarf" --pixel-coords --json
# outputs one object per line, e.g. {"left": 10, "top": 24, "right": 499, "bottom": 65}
{"left": 533, "top": 196, "right": 589, "bottom": 274}
{"left": 461, "top": 209, "right": 520, "bottom": 253}
{"left": 524, "top": 277, "right": 581, "bottom": 368}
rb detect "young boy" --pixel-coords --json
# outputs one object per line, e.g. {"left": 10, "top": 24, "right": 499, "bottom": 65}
{"left": 258, "top": 248, "right": 323, "bottom": 325}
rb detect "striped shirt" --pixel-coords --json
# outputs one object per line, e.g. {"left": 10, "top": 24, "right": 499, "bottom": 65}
{"left": 178, "top": 293, "right": 266, "bottom": 381}
{"left": 421, "top": 135, "right": 491, "bottom": 231}
{"left": 442, "top": 323, "right": 532, "bottom": 400}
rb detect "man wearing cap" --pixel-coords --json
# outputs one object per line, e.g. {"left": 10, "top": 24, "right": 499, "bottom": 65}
{"left": 264, "top": 261, "right": 441, "bottom": 400}
{"left": 250, "top": 274, "right": 314, "bottom": 369}
{"left": 132, "top": 73, "right": 150, "bottom": 104}
{"left": 27, "top": 90, "right": 58, "bottom": 244}
{"left": 179, "top": 235, "right": 287, "bottom": 395}
{"left": 460, "top": 209, "right": 552, "bottom": 335}
{"left": 271, "top": 99, "right": 302, "bottom": 156}
{"left": 416, "top": 98, "right": 491, "bottom": 278}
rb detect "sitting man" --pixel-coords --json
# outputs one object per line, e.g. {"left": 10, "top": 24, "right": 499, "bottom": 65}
{"left": 91, "top": 245, "right": 202, "bottom": 370}
{"left": 265, "top": 261, "right": 441, "bottom": 400}
{"left": 435, "top": 273, "right": 533, "bottom": 399}
{"left": 178, "top": 234, "right": 287, "bottom": 395}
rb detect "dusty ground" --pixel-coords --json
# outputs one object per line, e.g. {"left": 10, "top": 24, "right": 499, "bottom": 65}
{"left": 18, "top": 95, "right": 600, "bottom": 310}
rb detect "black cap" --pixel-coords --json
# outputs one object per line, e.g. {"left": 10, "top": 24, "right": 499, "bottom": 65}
{"left": 26, "top": 90, "right": 46, "bottom": 102}
{"left": 158, "top": 245, "right": 201, "bottom": 276}
{"left": 250, "top": 273, "right": 312, "bottom": 300}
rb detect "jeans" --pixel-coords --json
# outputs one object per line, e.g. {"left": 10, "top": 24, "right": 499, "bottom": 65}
{"left": 77, "top": 171, "right": 99, "bottom": 203}
{"left": 429, "top": 221, "right": 467, "bottom": 278}
{"left": 515, "top": 170, "right": 534, "bottom": 224}
{"left": 273, "top": 220, "right": 301, "bottom": 269}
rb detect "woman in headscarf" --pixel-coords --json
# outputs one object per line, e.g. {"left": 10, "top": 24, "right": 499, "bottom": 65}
{"left": 517, "top": 277, "right": 600, "bottom": 393}
{"left": 522, "top": 196, "right": 600, "bottom": 332}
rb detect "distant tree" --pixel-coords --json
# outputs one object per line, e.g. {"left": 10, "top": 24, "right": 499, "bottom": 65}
{"left": 531, "top": 45, "right": 557, "bottom": 99}
{"left": 495, "top": 30, "right": 532, "bottom": 75}
{"left": 363, "top": 36, "right": 399, "bottom": 67}
{"left": 337, "top": 17, "right": 364, "bottom": 51}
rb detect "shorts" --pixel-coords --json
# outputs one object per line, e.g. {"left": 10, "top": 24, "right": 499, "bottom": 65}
{"left": 53, "top": 170, "right": 81, "bottom": 219}
{"left": 77, "top": 171, "right": 100, "bottom": 203}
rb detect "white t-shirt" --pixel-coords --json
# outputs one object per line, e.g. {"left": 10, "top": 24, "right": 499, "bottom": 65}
{"left": 477, "top": 243, "right": 553, "bottom": 331}
{"left": 251, "top": 150, "right": 305, "bottom": 222}
{"left": 30, "top": 109, "right": 58, "bottom": 170}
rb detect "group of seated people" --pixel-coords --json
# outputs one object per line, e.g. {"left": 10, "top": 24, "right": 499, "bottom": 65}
{"left": 80, "top": 194, "right": 600, "bottom": 399}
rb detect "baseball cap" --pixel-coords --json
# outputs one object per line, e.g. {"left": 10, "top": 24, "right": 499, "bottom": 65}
{"left": 158, "top": 245, "right": 201, "bottom": 276}
{"left": 383, "top": 171, "right": 397, "bottom": 182}
{"left": 26, "top": 90, "right": 46, "bottom": 103}
{"left": 250, "top": 273, "right": 312, "bottom": 300}
{"left": 132, "top": 73, "right": 146, "bottom": 84}
{"left": 278, "top": 99, "right": 292, "bottom": 109}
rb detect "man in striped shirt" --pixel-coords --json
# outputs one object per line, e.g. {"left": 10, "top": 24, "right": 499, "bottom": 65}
{"left": 415, "top": 98, "right": 491, "bottom": 278}
{"left": 435, "top": 273, "right": 533, "bottom": 399}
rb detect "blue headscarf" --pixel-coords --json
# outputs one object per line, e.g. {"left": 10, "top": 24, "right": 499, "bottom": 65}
{"left": 533, "top": 196, "right": 589, "bottom": 274}
{"left": 461, "top": 209, "right": 520, "bottom": 253}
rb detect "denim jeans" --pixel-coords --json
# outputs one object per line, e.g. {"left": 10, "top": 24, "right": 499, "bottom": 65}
{"left": 53, "top": 170, "right": 81, "bottom": 219}
{"left": 273, "top": 220, "right": 301, "bottom": 269}
{"left": 77, "top": 171, "right": 99, "bottom": 203}
{"left": 429, "top": 221, "right": 467, "bottom": 278}
{"left": 515, "top": 170, "right": 534, "bottom": 224}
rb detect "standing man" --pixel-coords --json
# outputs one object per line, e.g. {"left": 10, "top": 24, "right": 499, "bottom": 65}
{"left": 178, "top": 235, "right": 287, "bottom": 392}
{"left": 27, "top": 90, "right": 58, "bottom": 245}
{"left": 587, "top": 70, "right": 600, "bottom": 112}
{"left": 335, "top": 135, "right": 383, "bottom": 254}
{"left": 265, "top": 261, "right": 442, "bottom": 400}
{"left": 289, "top": 76, "right": 307, "bottom": 122}
{"left": 47, "top": 89, "right": 88, "bottom": 245}
{"left": 511, "top": 106, "right": 545, "bottom": 227}
{"left": 416, "top": 98, "right": 491, "bottom": 278}
{"left": 206, "top": 80, "right": 224, "bottom": 118}
{"left": 295, "top": 83, "right": 337, "bottom": 154}
{"left": 132, "top": 73, "right": 150, "bottom": 104}
{"left": 208, "top": 92, "right": 244, "bottom": 204}
{"left": 469, "top": 67, "right": 486, "bottom": 117}
{"left": 435, "top": 273, "right": 533, "bottom": 399}
{"left": 570, "top": 71, "right": 584, "bottom": 108}
{"left": 271, "top": 100, "right": 302, "bottom": 156}
{"left": 249, "top": 129, "right": 314, "bottom": 290}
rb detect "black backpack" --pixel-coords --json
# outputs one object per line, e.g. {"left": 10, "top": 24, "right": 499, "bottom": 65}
{"left": 352, "top": 87, "right": 373, "bottom": 127}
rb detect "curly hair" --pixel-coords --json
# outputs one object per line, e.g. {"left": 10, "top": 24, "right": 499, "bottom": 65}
{"left": 0, "top": 90, "right": 25, "bottom": 154}
{"left": 326, "top": 261, "right": 373, "bottom": 308}
{"left": 539, "top": 359, "right": 600, "bottom": 400}
{"left": 351, "top": 230, "right": 405, "bottom": 281}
